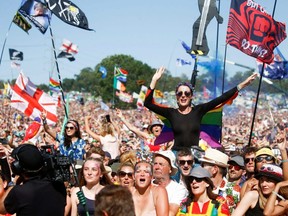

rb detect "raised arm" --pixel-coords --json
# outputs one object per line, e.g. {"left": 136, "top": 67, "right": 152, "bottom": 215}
{"left": 40, "top": 111, "right": 57, "bottom": 140}
{"left": 277, "top": 130, "right": 288, "bottom": 180}
{"left": 263, "top": 180, "right": 288, "bottom": 216}
{"left": 84, "top": 116, "right": 101, "bottom": 142}
{"left": 116, "top": 108, "right": 149, "bottom": 140}
{"left": 237, "top": 73, "right": 257, "bottom": 91}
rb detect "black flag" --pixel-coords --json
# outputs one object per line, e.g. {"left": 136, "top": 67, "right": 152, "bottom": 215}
{"left": 44, "top": 0, "right": 93, "bottom": 31}
{"left": 9, "top": 49, "right": 24, "bottom": 61}
{"left": 57, "top": 51, "right": 75, "bottom": 61}
{"left": 13, "top": 11, "right": 32, "bottom": 34}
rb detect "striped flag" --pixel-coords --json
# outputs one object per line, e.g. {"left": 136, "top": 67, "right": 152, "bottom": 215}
{"left": 49, "top": 78, "right": 61, "bottom": 93}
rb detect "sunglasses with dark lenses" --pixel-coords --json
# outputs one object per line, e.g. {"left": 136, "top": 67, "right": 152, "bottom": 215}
{"left": 178, "top": 160, "right": 193, "bottom": 166}
{"left": 228, "top": 164, "right": 242, "bottom": 171}
{"left": 189, "top": 177, "right": 204, "bottom": 183}
{"left": 176, "top": 91, "right": 191, "bottom": 97}
{"left": 65, "top": 126, "right": 75, "bottom": 130}
{"left": 118, "top": 171, "right": 133, "bottom": 179}
{"left": 255, "top": 156, "right": 273, "bottom": 163}
{"left": 244, "top": 158, "right": 255, "bottom": 164}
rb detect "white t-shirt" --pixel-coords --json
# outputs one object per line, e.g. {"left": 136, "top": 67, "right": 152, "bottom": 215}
{"left": 100, "top": 134, "right": 119, "bottom": 159}
{"left": 166, "top": 180, "right": 188, "bottom": 205}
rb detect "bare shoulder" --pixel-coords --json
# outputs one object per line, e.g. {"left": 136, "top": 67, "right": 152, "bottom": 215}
{"left": 151, "top": 185, "right": 167, "bottom": 196}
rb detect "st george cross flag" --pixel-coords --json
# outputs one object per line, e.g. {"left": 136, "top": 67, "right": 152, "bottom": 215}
{"left": 60, "top": 39, "right": 78, "bottom": 54}
{"left": 9, "top": 49, "right": 23, "bottom": 61}
{"left": 44, "top": 0, "right": 93, "bottom": 31}
{"left": 10, "top": 72, "right": 58, "bottom": 125}
{"left": 226, "top": 0, "right": 286, "bottom": 64}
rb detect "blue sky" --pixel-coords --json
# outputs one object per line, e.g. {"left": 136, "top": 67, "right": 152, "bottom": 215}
{"left": 0, "top": 0, "right": 287, "bottom": 85}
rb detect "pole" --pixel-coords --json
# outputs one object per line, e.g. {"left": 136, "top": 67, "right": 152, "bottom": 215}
{"left": 48, "top": 22, "right": 68, "bottom": 118}
{"left": 0, "top": 21, "right": 13, "bottom": 67}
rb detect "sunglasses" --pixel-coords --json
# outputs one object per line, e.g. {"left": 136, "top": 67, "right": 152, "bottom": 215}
{"left": 255, "top": 156, "right": 274, "bottom": 163}
{"left": 176, "top": 91, "right": 191, "bottom": 97}
{"left": 118, "top": 171, "right": 133, "bottom": 179}
{"left": 178, "top": 160, "right": 193, "bottom": 166}
{"left": 244, "top": 158, "right": 255, "bottom": 164}
{"left": 188, "top": 177, "right": 204, "bottom": 183}
{"left": 65, "top": 126, "right": 75, "bottom": 130}
{"left": 228, "top": 164, "right": 242, "bottom": 171}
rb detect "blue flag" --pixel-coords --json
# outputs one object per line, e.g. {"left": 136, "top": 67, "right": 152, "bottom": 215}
{"left": 99, "top": 66, "right": 107, "bottom": 78}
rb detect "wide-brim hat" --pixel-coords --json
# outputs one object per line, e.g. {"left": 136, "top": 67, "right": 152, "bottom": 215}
{"left": 148, "top": 121, "right": 163, "bottom": 133}
{"left": 255, "top": 164, "right": 283, "bottom": 182}
{"left": 199, "top": 148, "right": 228, "bottom": 168}
{"left": 154, "top": 150, "right": 178, "bottom": 175}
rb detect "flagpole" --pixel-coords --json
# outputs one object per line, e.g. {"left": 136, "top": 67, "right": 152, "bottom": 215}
{"left": 48, "top": 23, "right": 68, "bottom": 118}
{"left": 247, "top": 0, "right": 279, "bottom": 146}
{"left": 214, "top": 0, "right": 221, "bottom": 98}
{"left": 0, "top": 21, "right": 13, "bottom": 67}
{"left": 112, "top": 66, "right": 115, "bottom": 108}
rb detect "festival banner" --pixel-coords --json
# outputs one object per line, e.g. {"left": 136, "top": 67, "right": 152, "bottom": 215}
{"left": 13, "top": 11, "right": 32, "bottom": 33}
{"left": 45, "top": 0, "right": 93, "bottom": 31}
{"left": 19, "top": 0, "right": 52, "bottom": 34}
{"left": 9, "top": 49, "right": 23, "bottom": 61}
{"left": 226, "top": 0, "right": 286, "bottom": 64}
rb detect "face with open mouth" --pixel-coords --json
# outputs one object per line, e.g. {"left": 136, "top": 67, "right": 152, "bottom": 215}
{"left": 176, "top": 86, "right": 192, "bottom": 108}
{"left": 189, "top": 177, "right": 209, "bottom": 196}
{"left": 151, "top": 125, "right": 162, "bottom": 137}
{"left": 118, "top": 166, "right": 135, "bottom": 187}
{"left": 177, "top": 155, "right": 193, "bottom": 176}
{"left": 135, "top": 162, "right": 153, "bottom": 188}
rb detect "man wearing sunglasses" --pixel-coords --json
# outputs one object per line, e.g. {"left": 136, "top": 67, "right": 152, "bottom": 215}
{"left": 176, "top": 148, "right": 194, "bottom": 186}
{"left": 225, "top": 155, "right": 245, "bottom": 214}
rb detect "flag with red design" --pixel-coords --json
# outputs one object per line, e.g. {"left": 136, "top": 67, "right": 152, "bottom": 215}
{"left": 60, "top": 39, "right": 78, "bottom": 54}
{"left": 10, "top": 72, "right": 58, "bottom": 125}
{"left": 226, "top": 0, "right": 286, "bottom": 64}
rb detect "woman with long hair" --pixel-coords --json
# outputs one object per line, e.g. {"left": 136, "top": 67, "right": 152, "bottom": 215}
{"left": 70, "top": 157, "right": 112, "bottom": 216}
{"left": 85, "top": 114, "right": 120, "bottom": 159}
{"left": 232, "top": 163, "right": 283, "bottom": 216}
{"left": 41, "top": 112, "right": 86, "bottom": 161}
{"left": 144, "top": 66, "right": 257, "bottom": 151}
{"left": 177, "top": 166, "right": 229, "bottom": 216}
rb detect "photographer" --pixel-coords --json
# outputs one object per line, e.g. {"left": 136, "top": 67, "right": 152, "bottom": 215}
{"left": 0, "top": 144, "right": 66, "bottom": 216}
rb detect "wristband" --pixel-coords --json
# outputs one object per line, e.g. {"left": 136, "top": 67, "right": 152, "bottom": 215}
{"left": 272, "top": 191, "right": 285, "bottom": 201}
{"left": 282, "top": 159, "right": 288, "bottom": 163}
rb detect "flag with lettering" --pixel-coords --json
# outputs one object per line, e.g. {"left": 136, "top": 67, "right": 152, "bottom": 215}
{"left": 226, "top": 0, "right": 286, "bottom": 64}
{"left": 10, "top": 72, "right": 58, "bottom": 125}
{"left": 44, "top": 0, "right": 93, "bottom": 31}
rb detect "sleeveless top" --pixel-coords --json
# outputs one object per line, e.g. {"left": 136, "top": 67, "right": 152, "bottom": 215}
{"left": 77, "top": 197, "right": 95, "bottom": 216}
{"left": 245, "top": 199, "right": 263, "bottom": 216}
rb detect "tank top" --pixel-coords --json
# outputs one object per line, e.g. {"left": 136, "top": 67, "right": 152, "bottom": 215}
{"left": 245, "top": 199, "right": 263, "bottom": 216}
{"left": 77, "top": 197, "right": 95, "bottom": 216}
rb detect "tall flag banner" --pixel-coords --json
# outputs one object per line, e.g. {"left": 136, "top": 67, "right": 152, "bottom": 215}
{"left": 226, "top": 0, "right": 286, "bottom": 64}
{"left": 9, "top": 49, "right": 23, "bottom": 61}
{"left": 44, "top": 0, "right": 93, "bottom": 31}
{"left": 10, "top": 72, "right": 58, "bottom": 125}
{"left": 116, "top": 91, "right": 133, "bottom": 103}
{"left": 136, "top": 85, "right": 148, "bottom": 109}
{"left": 59, "top": 39, "right": 78, "bottom": 54}
{"left": 13, "top": 11, "right": 32, "bottom": 33}
{"left": 99, "top": 66, "right": 107, "bottom": 79}
{"left": 19, "top": 0, "right": 52, "bottom": 34}
{"left": 49, "top": 77, "right": 61, "bottom": 93}
{"left": 176, "top": 58, "right": 192, "bottom": 67}
{"left": 3, "top": 83, "right": 12, "bottom": 98}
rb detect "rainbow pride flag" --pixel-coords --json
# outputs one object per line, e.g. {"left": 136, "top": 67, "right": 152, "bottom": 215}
{"left": 49, "top": 78, "right": 61, "bottom": 93}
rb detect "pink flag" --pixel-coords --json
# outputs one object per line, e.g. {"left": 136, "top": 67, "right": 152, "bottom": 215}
{"left": 10, "top": 72, "right": 58, "bottom": 125}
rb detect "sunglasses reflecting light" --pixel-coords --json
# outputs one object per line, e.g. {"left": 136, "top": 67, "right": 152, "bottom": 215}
{"left": 255, "top": 156, "right": 273, "bottom": 163}
{"left": 176, "top": 91, "right": 191, "bottom": 97}
{"left": 118, "top": 171, "right": 133, "bottom": 179}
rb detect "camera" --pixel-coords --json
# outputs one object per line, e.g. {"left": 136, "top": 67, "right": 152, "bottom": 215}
{"left": 105, "top": 115, "right": 111, "bottom": 123}
{"left": 40, "top": 145, "right": 71, "bottom": 182}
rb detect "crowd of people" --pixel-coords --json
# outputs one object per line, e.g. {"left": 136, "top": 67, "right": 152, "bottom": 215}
{"left": 0, "top": 68, "right": 287, "bottom": 215}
